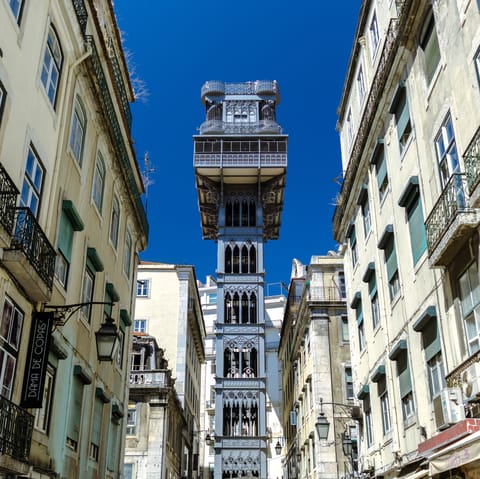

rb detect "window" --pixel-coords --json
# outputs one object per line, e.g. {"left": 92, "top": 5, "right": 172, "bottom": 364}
{"left": 107, "top": 419, "right": 120, "bottom": 473}
{"left": 348, "top": 224, "right": 358, "bottom": 267}
{"left": 123, "top": 230, "right": 132, "bottom": 277}
{"left": 136, "top": 279, "right": 150, "bottom": 297}
{"left": 41, "top": 25, "right": 63, "bottom": 106}
{"left": 66, "top": 373, "right": 85, "bottom": 451}
{"left": 81, "top": 266, "right": 95, "bottom": 322}
{"left": 372, "top": 143, "right": 389, "bottom": 202}
{"left": 0, "top": 81, "right": 6, "bottom": 127}
{"left": 20, "top": 145, "right": 44, "bottom": 217}
{"left": 369, "top": 12, "right": 380, "bottom": 58}
{"left": 363, "top": 395, "right": 374, "bottom": 447}
{"left": 379, "top": 228, "right": 400, "bottom": 301}
{"left": 391, "top": 344, "right": 415, "bottom": 421}
{"left": 346, "top": 109, "right": 354, "bottom": 148}
{"left": 8, "top": 0, "right": 24, "bottom": 23}
{"left": 34, "top": 365, "right": 54, "bottom": 433}
{"left": 459, "top": 261, "right": 480, "bottom": 353}
{"left": 428, "top": 353, "right": 446, "bottom": 398}
{"left": 133, "top": 319, "right": 147, "bottom": 333}
{"left": 90, "top": 397, "right": 103, "bottom": 461}
{"left": 69, "top": 97, "right": 86, "bottom": 166}
{"left": 126, "top": 404, "right": 137, "bottom": 436}
{"left": 208, "top": 293, "right": 217, "bottom": 304}
{"left": 367, "top": 270, "right": 380, "bottom": 329}
{"left": 357, "top": 65, "right": 366, "bottom": 105}
{"left": 359, "top": 186, "right": 371, "bottom": 236}
{"left": 338, "top": 271, "right": 346, "bottom": 299}
{"left": 435, "top": 114, "right": 459, "bottom": 188}
{"left": 124, "top": 464, "right": 133, "bottom": 479}
{"left": 109, "top": 195, "right": 120, "bottom": 249}
{"left": 378, "top": 376, "right": 391, "bottom": 435}
{"left": 399, "top": 179, "right": 427, "bottom": 265}
{"left": 0, "top": 297, "right": 23, "bottom": 399}
{"left": 353, "top": 298, "right": 366, "bottom": 351}
{"left": 345, "top": 366, "right": 354, "bottom": 400}
{"left": 390, "top": 87, "right": 412, "bottom": 154}
{"left": 117, "top": 329, "right": 125, "bottom": 369}
{"left": 92, "top": 152, "right": 106, "bottom": 212}
{"left": 420, "top": 10, "right": 441, "bottom": 86}
{"left": 475, "top": 47, "right": 480, "bottom": 88}
{"left": 341, "top": 315, "right": 349, "bottom": 342}
{"left": 402, "top": 392, "right": 415, "bottom": 420}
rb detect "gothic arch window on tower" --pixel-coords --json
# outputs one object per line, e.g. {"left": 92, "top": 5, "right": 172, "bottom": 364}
{"left": 241, "top": 245, "right": 249, "bottom": 273}
{"left": 249, "top": 246, "right": 256, "bottom": 273}
{"left": 222, "top": 454, "right": 260, "bottom": 478}
{"left": 222, "top": 392, "right": 259, "bottom": 437}
{"left": 232, "top": 245, "right": 240, "bottom": 273}
{"left": 224, "top": 290, "right": 257, "bottom": 324}
{"left": 225, "top": 197, "right": 256, "bottom": 227}
{"left": 225, "top": 245, "right": 232, "bottom": 273}
{"left": 223, "top": 340, "right": 258, "bottom": 378}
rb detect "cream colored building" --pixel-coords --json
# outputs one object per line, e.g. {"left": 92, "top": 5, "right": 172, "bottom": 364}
{"left": 279, "top": 255, "right": 350, "bottom": 479}
{"left": 0, "top": 0, "right": 148, "bottom": 478}
{"left": 132, "top": 262, "right": 206, "bottom": 479}
{"left": 334, "top": 1, "right": 480, "bottom": 479}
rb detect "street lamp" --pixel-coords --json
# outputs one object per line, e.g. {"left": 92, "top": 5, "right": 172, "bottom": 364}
{"left": 315, "top": 412, "right": 330, "bottom": 440}
{"left": 275, "top": 440, "right": 282, "bottom": 455}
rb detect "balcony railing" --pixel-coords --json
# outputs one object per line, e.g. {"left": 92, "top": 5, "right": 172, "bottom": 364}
{"left": 308, "top": 286, "right": 344, "bottom": 302}
{"left": 195, "top": 153, "right": 287, "bottom": 168}
{"left": 72, "top": 0, "right": 88, "bottom": 36}
{"left": 464, "top": 127, "right": 480, "bottom": 194}
{"left": 9, "top": 208, "right": 56, "bottom": 290}
{"left": 0, "top": 395, "right": 34, "bottom": 462}
{"left": 130, "top": 369, "right": 170, "bottom": 388}
{"left": 425, "top": 173, "right": 472, "bottom": 254}
{"left": 201, "top": 80, "right": 279, "bottom": 103}
{"left": 85, "top": 36, "right": 148, "bottom": 238}
{"left": 199, "top": 120, "right": 282, "bottom": 135}
{"left": 0, "top": 164, "right": 19, "bottom": 236}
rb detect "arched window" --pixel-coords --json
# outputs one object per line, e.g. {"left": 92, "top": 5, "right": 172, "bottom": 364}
{"left": 41, "top": 25, "right": 63, "bottom": 106}
{"left": 249, "top": 199, "right": 256, "bottom": 226}
{"left": 249, "top": 246, "right": 256, "bottom": 273}
{"left": 249, "top": 293, "right": 257, "bottom": 324}
{"left": 224, "top": 293, "right": 232, "bottom": 323}
{"left": 92, "top": 152, "right": 105, "bottom": 212}
{"left": 241, "top": 293, "right": 249, "bottom": 323}
{"left": 232, "top": 246, "right": 240, "bottom": 273}
{"left": 109, "top": 195, "right": 120, "bottom": 249}
{"left": 241, "top": 245, "right": 249, "bottom": 273}
{"left": 241, "top": 200, "right": 248, "bottom": 225}
{"left": 225, "top": 200, "right": 232, "bottom": 226}
{"left": 232, "top": 293, "right": 240, "bottom": 323}
{"left": 225, "top": 245, "right": 232, "bottom": 273}
{"left": 69, "top": 96, "right": 87, "bottom": 166}
{"left": 233, "top": 200, "right": 240, "bottom": 226}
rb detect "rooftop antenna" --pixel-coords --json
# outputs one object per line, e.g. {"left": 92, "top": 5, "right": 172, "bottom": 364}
{"left": 142, "top": 152, "right": 155, "bottom": 215}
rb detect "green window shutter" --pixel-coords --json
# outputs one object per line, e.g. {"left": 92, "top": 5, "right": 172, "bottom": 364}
{"left": 376, "top": 153, "right": 387, "bottom": 189}
{"left": 396, "top": 353, "right": 412, "bottom": 398}
{"left": 368, "top": 273, "right": 377, "bottom": 299}
{"left": 91, "top": 397, "right": 103, "bottom": 446}
{"left": 356, "top": 304, "right": 363, "bottom": 325}
{"left": 385, "top": 237, "right": 398, "bottom": 281}
{"left": 107, "top": 420, "right": 119, "bottom": 472}
{"left": 58, "top": 210, "right": 74, "bottom": 262}
{"left": 407, "top": 194, "right": 427, "bottom": 264}
{"left": 422, "top": 319, "right": 441, "bottom": 361}
{"left": 67, "top": 375, "right": 84, "bottom": 446}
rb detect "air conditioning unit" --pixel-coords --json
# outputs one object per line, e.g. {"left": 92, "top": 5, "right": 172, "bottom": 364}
{"left": 462, "top": 363, "right": 480, "bottom": 402}
{"left": 433, "top": 388, "right": 465, "bottom": 430}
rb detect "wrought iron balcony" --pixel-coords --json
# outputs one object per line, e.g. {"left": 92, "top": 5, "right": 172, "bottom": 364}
{"left": 201, "top": 80, "right": 279, "bottom": 104}
{"left": 2, "top": 208, "right": 56, "bottom": 301}
{"left": 129, "top": 369, "right": 172, "bottom": 402}
{"left": 199, "top": 120, "right": 282, "bottom": 135}
{"left": 0, "top": 163, "right": 19, "bottom": 244}
{"left": 0, "top": 395, "right": 34, "bottom": 463}
{"left": 425, "top": 173, "right": 479, "bottom": 267}
{"left": 72, "top": 0, "right": 88, "bottom": 37}
{"left": 308, "top": 286, "right": 345, "bottom": 302}
{"left": 85, "top": 36, "right": 148, "bottom": 238}
{"left": 464, "top": 127, "right": 480, "bottom": 204}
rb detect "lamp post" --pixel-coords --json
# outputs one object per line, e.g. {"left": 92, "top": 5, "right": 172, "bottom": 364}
{"left": 274, "top": 440, "right": 282, "bottom": 455}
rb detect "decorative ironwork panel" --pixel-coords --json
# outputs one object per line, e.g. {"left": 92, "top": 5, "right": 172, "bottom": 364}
{"left": 0, "top": 395, "right": 34, "bottom": 462}
{"left": 72, "top": 0, "right": 88, "bottom": 37}
{"left": 0, "top": 163, "right": 19, "bottom": 236}
{"left": 130, "top": 370, "right": 169, "bottom": 387}
{"left": 309, "top": 286, "right": 343, "bottom": 302}
{"left": 464, "top": 127, "right": 480, "bottom": 194}
{"left": 9, "top": 208, "right": 56, "bottom": 290}
{"left": 425, "top": 173, "right": 471, "bottom": 253}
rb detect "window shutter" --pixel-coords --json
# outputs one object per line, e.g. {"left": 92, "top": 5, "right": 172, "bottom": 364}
{"left": 368, "top": 273, "right": 377, "bottom": 299}
{"left": 67, "top": 375, "right": 83, "bottom": 445}
{"left": 396, "top": 96, "right": 410, "bottom": 139}
{"left": 376, "top": 154, "right": 387, "bottom": 188}
{"left": 407, "top": 194, "right": 427, "bottom": 264}
{"left": 396, "top": 353, "right": 412, "bottom": 398}
{"left": 356, "top": 304, "right": 363, "bottom": 325}
{"left": 58, "top": 210, "right": 74, "bottom": 262}
{"left": 385, "top": 238, "right": 398, "bottom": 281}
{"left": 422, "top": 319, "right": 441, "bottom": 361}
{"left": 91, "top": 397, "right": 103, "bottom": 446}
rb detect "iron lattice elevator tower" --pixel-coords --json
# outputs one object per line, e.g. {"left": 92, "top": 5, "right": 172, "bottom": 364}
{"left": 194, "top": 81, "right": 287, "bottom": 478}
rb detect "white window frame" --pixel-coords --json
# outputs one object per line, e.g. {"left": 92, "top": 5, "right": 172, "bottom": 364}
{"left": 428, "top": 353, "right": 446, "bottom": 398}
{"left": 126, "top": 404, "right": 137, "bottom": 436}
{"left": 357, "top": 64, "right": 366, "bottom": 105}
{"left": 435, "top": 113, "right": 459, "bottom": 188}
{"left": 92, "top": 152, "right": 106, "bottom": 213}
{"left": 401, "top": 392, "right": 415, "bottom": 421}
{"left": 109, "top": 195, "right": 120, "bottom": 249}
{"left": 81, "top": 266, "right": 94, "bottom": 322}
{"left": 380, "top": 390, "right": 391, "bottom": 434}
{"left": 133, "top": 319, "right": 147, "bottom": 334}
{"left": 8, "top": 0, "right": 24, "bottom": 23}
{"left": 34, "top": 365, "right": 55, "bottom": 433}
{"left": 346, "top": 109, "right": 354, "bottom": 148}
{"left": 41, "top": 25, "right": 63, "bottom": 106}
{"left": 69, "top": 96, "right": 86, "bottom": 166}
{"left": 123, "top": 229, "right": 132, "bottom": 278}
{"left": 20, "top": 145, "right": 44, "bottom": 217}
{"left": 369, "top": 11, "right": 380, "bottom": 59}
{"left": 136, "top": 279, "right": 150, "bottom": 297}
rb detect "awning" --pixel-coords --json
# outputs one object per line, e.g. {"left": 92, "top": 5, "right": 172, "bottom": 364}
{"left": 429, "top": 429, "right": 480, "bottom": 475}
{"left": 402, "top": 469, "right": 428, "bottom": 479}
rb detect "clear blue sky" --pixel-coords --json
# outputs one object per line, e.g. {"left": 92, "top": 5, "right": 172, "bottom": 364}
{"left": 113, "top": 1, "right": 359, "bottom": 287}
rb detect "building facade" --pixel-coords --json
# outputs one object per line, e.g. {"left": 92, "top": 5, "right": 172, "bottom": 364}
{"left": 279, "top": 255, "right": 351, "bottom": 479}
{"left": 194, "top": 80, "right": 287, "bottom": 478}
{"left": 196, "top": 277, "right": 287, "bottom": 479}
{"left": 334, "top": 1, "right": 480, "bottom": 478}
{"left": 1, "top": 0, "right": 147, "bottom": 478}
{"left": 131, "top": 262, "right": 206, "bottom": 479}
